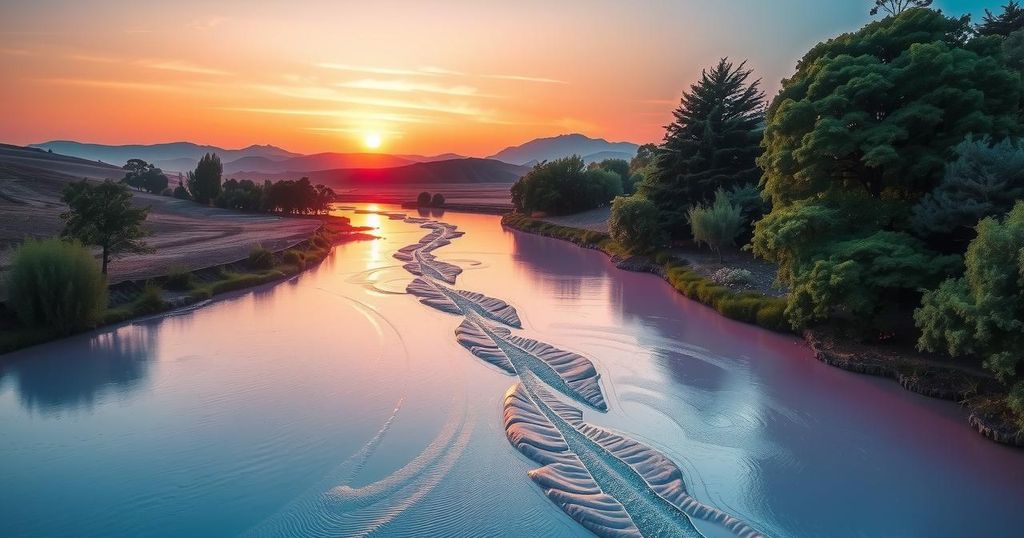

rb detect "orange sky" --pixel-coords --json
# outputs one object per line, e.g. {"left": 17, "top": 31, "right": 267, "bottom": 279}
{"left": 0, "top": 0, "right": 981, "bottom": 156}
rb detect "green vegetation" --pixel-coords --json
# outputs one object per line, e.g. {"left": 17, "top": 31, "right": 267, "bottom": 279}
{"left": 870, "top": 0, "right": 932, "bottom": 17}
{"left": 609, "top": 195, "right": 666, "bottom": 253}
{"left": 417, "top": 191, "right": 431, "bottom": 206}
{"left": 133, "top": 284, "right": 167, "bottom": 315}
{"left": 187, "top": 153, "right": 223, "bottom": 205}
{"left": 164, "top": 264, "right": 195, "bottom": 291}
{"left": 687, "top": 190, "right": 744, "bottom": 263}
{"left": 60, "top": 180, "right": 152, "bottom": 274}
{"left": 283, "top": 249, "right": 306, "bottom": 268}
{"left": 122, "top": 158, "right": 169, "bottom": 194}
{"left": 511, "top": 156, "right": 623, "bottom": 215}
{"left": 754, "top": 8, "right": 1022, "bottom": 330}
{"left": 6, "top": 239, "right": 108, "bottom": 335}
{"left": 589, "top": 159, "right": 635, "bottom": 194}
{"left": 916, "top": 202, "right": 1024, "bottom": 415}
{"left": 641, "top": 58, "right": 765, "bottom": 239}
{"left": 247, "top": 245, "right": 275, "bottom": 270}
{"left": 977, "top": 1, "right": 1024, "bottom": 36}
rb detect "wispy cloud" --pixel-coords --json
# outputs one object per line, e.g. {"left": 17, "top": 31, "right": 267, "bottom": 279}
{"left": 334, "top": 79, "right": 480, "bottom": 97}
{"left": 188, "top": 16, "right": 228, "bottom": 31}
{"left": 315, "top": 62, "right": 567, "bottom": 85}
{"left": 481, "top": 74, "right": 567, "bottom": 84}
{"left": 221, "top": 107, "right": 435, "bottom": 124}
{"left": 254, "top": 84, "right": 486, "bottom": 117}
{"left": 144, "top": 60, "right": 230, "bottom": 76}
{"left": 39, "top": 77, "right": 188, "bottom": 93}
{"left": 316, "top": 63, "right": 436, "bottom": 77}
{"left": 306, "top": 126, "right": 405, "bottom": 136}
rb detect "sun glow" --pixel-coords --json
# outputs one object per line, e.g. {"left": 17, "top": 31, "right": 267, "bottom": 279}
{"left": 363, "top": 132, "right": 382, "bottom": 150}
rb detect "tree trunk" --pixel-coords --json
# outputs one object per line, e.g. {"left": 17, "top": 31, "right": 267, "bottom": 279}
{"left": 101, "top": 245, "right": 109, "bottom": 275}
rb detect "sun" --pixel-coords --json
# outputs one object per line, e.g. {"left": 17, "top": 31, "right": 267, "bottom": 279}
{"left": 363, "top": 132, "right": 382, "bottom": 150}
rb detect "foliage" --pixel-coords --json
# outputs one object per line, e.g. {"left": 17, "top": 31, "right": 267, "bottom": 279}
{"left": 916, "top": 203, "right": 1024, "bottom": 396}
{"left": 754, "top": 9, "right": 1022, "bottom": 329}
{"left": 511, "top": 156, "right": 622, "bottom": 215}
{"left": 687, "top": 190, "right": 744, "bottom": 262}
{"left": 172, "top": 179, "right": 190, "bottom": 200}
{"left": 215, "top": 179, "right": 265, "bottom": 211}
{"left": 133, "top": 284, "right": 166, "bottom": 315}
{"left": 247, "top": 245, "right": 275, "bottom": 270}
{"left": 869, "top": 0, "right": 932, "bottom": 17}
{"left": 911, "top": 136, "right": 1024, "bottom": 248}
{"left": 187, "top": 153, "right": 223, "bottom": 205}
{"left": 977, "top": 1, "right": 1024, "bottom": 36}
{"left": 122, "top": 158, "right": 169, "bottom": 194}
{"left": 589, "top": 159, "right": 634, "bottom": 194}
{"left": 609, "top": 195, "right": 666, "bottom": 253}
{"left": 431, "top": 193, "right": 446, "bottom": 207}
{"left": 630, "top": 143, "right": 658, "bottom": 172}
{"left": 710, "top": 267, "right": 754, "bottom": 286}
{"left": 283, "top": 249, "right": 306, "bottom": 268}
{"left": 641, "top": 58, "right": 765, "bottom": 238}
{"left": 60, "top": 180, "right": 151, "bottom": 274}
{"left": 164, "top": 264, "right": 194, "bottom": 291}
{"left": 1004, "top": 28, "right": 1024, "bottom": 70}
{"left": 6, "top": 238, "right": 107, "bottom": 334}
{"left": 263, "top": 177, "right": 335, "bottom": 214}
{"left": 417, "top": 191, "right": 431, "bottom": 206}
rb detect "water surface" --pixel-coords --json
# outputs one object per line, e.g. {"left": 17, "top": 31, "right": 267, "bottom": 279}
{"left": 2, "top": 205, "right": 1023, "bottom": 537}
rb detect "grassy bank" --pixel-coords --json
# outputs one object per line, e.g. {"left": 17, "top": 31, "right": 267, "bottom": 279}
{"left": 0, "top": 219, "right": 373, "bottom": 355}
{"left": 501, "top": 214, "right": 789, "bottom": 332}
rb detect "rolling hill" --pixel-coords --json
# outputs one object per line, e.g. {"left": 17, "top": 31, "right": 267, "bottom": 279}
{"left": 230, "top": 158, "right": 529, "bottom": 186}
{"left": 29, "top": 141, "right": 301, "bottom": 172}
{"left": 487, "top": 133, "right": 639, "bottom": 165}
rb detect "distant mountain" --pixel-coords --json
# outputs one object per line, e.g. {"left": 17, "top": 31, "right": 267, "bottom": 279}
{"left": 29, "top": 141, "right": 301, "bottom": 172}
{"left": 230, "top": 158, "right": 529, "bottom": 186}
{"left": 395, "top": 153, "right": 466, "bottom": 163}
{"left": 487, "top": 133, "right": 639, "bottom": 166}
{"left": 223, "top": 153, "right": 417, "bottom": 175}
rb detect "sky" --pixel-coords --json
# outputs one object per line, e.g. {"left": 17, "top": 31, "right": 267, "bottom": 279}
{"left": 0, "top": 0, "right": 995, "bottom": 156}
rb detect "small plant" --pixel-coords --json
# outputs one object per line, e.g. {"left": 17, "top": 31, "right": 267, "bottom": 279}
{"left": 283, "top": 249, "right": 306, "bottom": 268}
{"left": 247, "top": 245, "right": 275, "bottom": 270}
{"left": 709, "top": 268, "right": 754, "bottom": 287}
{"left": 133, "top": 283, "right": 166, "bottom": 315}
{"left": 164, "top": 264, "right": 195, "bottom": 291}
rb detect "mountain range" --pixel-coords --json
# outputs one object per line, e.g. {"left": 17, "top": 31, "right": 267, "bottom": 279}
{"left": 27, "top": 133, "right": 640, "bottom": 183}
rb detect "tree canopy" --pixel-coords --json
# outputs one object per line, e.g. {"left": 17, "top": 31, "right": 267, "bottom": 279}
{"left": 122, "top": 158, "right": 169, "bottom": 194}
{"left": 187, "top": 153, "right": 223, "bottom": 205}
{"left": 609, "top": 195, "right": 666, "bottom": 253}
{"left": 977, "top": 1, "right": 1024, "bottom": 36}
{"left": 60, "top": 180, "right": 151, "bottom": 274}
{"left": 870, "top": 0, "right": 932, "bottom": 17}
{"left": 753, "top": 8, "right": 1023, "bottom": 328}
{"left": 641, "top": 58, "right": 765, "bottom": 239}
{"left": 511, "top": 156, "right": 622, "bottom": 215}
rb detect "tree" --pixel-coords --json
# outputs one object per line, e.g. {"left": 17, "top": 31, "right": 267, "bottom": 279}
{"left": 431, "top": 193, "right": 446, "bottom": 207}
{"left": 977, "top": 1, "right": 1024, "bottom": 36}
{"left": 511, "top": 156, "right": 622, "bottom": 215}
{"left": 754, "top": 9, "right": 1022, "bottom": 329}
{"left": 630, "top": 143, "right": 658, "bottom": 173}
{"left": 641, "top": 58, "right": 765, "bottom": 239}
{"left": 187, "top": 153, "right": 223, "bottom": 205}
{"left": 121, "top": 158, "right": 168, "bottom": 194}
{"left": 915, "top": 202, "right": 1024, "bottom": 414}
{"left": 870, "top": 0, "right": 932, "bottom": 17}
{"left": 589, "top": 159, "right": 633, "bottom": 193}
{"left": 6, "top": 239, "right": 108, "bottom": 334}
{"left": 1004, "top": 29, "right": 1024, "bottom": 70}
{"left": 687, "top": 190, "right": 743, "bottom": 263}
{"left": 911, "top": 136, "right": 1024, "bottom": 249}
{"left": 60, "top": 180, "right": 151, "bottom": 274}
{"left": 609, "top": 195, "right": 666, "bottom": 253}
{"left": 417, "top": 191, "right": 431, "bottom": 206}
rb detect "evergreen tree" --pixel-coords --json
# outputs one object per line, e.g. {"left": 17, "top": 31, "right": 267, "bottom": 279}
{"left": 187, "top": 153, "right": 223, "bottom": 205}
{"left": 641, "top": 58, "right": 764, "bottom": 239}
{"left": 977, "top": 1, "right": 1024, "bottom": 36}
{"left": 869, "top": 0, "right": 932, "bottom": 17}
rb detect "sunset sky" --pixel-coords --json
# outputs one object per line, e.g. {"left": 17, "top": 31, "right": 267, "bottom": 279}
{"left": 0, "top": 0, "right": 992, "bottom": 156}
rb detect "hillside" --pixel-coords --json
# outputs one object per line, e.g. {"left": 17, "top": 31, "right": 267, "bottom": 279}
{"left": 224, "top": 152, "right": 416, "bottom": 175}
{"left": 230, "top": 157, "right": 529, "bottom": 186}
{"left": 487, "top": 133, "right": 639, "bottom": 165}
{"left": 29, "top": 141, "right": 300, "bottom": 171}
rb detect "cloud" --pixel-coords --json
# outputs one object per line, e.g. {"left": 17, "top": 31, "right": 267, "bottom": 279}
{"left": 316, "top": 63, "right": 436, "bottom": 77}
{"left": 40, "top": 77, "right": 187, "bottom": 93}
{"left": 481, "top": 73, "right": 567, "bottom": 84}
{"left": 315, "top": 62, "right": 566, "bottom": 85}
{"left": 144, "top": 60, "right": 230, "bottom": 76}
{"left": 188, "top": 16, "right": 228, "bottom": 31}
{"left": 221, "top": 107, "right": 435, "bottom": 124}
{"left": 306, "top": 126, "right": 405, "bottom": 136}
{"left": 333, "top": 79, "right": 480, "bottom": 97}
{"left": 254, "top": 84, "right": 486, "bottom": 117}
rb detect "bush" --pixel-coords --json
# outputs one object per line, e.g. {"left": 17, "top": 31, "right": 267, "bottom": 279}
{"left": 431, "top": 193, "right": 446, "bottom": 207}
{"left": 710, "top": 268, "right": 754, "bottom": 286}
{"left": 6, "top": 239, "right": 108, "bottom": 334}
{"left": 164, "top": 264, "right": 194, "bottom": 291}
{"left": 688, "top": 190, "right": 744, "bottom": 262}
{"left": 609, "top": 195, "right": 666, "bottom": 253}
{"left": 417, "top": 191, "right": 431, "bottom": 206}
{"left": 511, "top": 156, "right": 622, "bottom": 215}
{"left": 283, "top": 249, "right": 306, "bottom": 268}
{"left": 134, "top": 284, "right": 166, "bottom": 315}
{"left": 247, "top": 245, "right": 275, "bottom": 270}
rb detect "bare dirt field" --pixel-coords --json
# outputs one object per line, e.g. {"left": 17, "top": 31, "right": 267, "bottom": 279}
{"left": 0, "top": 156, "right": 320, "bottom": 289}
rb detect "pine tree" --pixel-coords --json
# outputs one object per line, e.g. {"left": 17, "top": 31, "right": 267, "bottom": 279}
{"left": 641, "top": 58, "right": 764, "bottom": 239}
{"left": 977, "top": 1, "right": 1024, "bottom": 36}
{"left": 187, "top": 153, "right": 223, "bottom": 205}
{"left": 869, "top": 0, "right": 932, "bottom": 17}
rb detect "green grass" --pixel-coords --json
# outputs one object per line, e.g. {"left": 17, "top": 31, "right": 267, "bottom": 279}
{"left": 503, "top": 213, "right": 791, "bottom": 333}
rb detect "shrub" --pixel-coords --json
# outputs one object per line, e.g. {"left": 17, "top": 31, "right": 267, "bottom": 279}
{"left": 134, "top": 284, "right": 166, "bottom": 314}
{"left": 511, "top": 156, "right": 622, "bottom": 215}
{"left": 417, "top": 191, "right": 431, "bottom": 206}
{"left": 431, "top": 193, "right": 446, "bottom": 207}
{"left": 247, "top": 245, "right": 275, "bottom": 270}
{"left": 687, "top": 190, "right": 744, "bottom": 262}
{"left": 283, "top": 249, "right": 306, "bottom": 268}
{"left": 164, "top": 264, "right": 194, "bottom": 291}
{"left": 6, "top": 239, "right": 108, "bottom": 334}
{"left": 709, "top": 268, "right": 754, "bottom": 286}
{"left": 609, "top": 195, "right": 667, "bottom": 253}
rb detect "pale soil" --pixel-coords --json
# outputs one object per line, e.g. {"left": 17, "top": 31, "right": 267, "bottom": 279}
{"left": 0, "top": 160, "right": 320, "bottom": 292}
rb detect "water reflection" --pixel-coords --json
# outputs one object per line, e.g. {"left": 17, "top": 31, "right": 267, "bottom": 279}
{"left": 7, "top": 321, "right": 157, "bottom": 413}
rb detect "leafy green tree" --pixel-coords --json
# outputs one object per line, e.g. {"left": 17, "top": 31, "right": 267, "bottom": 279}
{"left": 870, "top": 0, "right": 932, "bottom": 17}
{"left": 511, "top": 156, "right": 621, "bottom": 215}
{"left": 187, "top": 153, "right": 223, "bottom": 205}
{"left": 609, "top": 195, "right": 666, "bottom": 253}
{"left": 754, "top": 9, "right": 1022, "bottom": 329}
{"left": 630, "top": 143, "right": 658, "bottom": 173}
{"left": 1004, "top": 29, "right": 1024, "bottom": 70}
{"left": 911, "top": 136, "right": 1024, "bottom": 248}
{"left": 121, "top": 158, "right": 168, "bottom": 194}
{"left": 642, "top": 58, "right": 765, "bottom": 238}
{"left": 60, "top": 180, "right": 151, "bottom": 274}
{"left": 6, "top": 239, "right": 108, "bottom": 334}
{"left": 977, "top": 1, "right": 1024, "bottom": 36}
{"left": 589, "top": 159, "right": 633, "bottom": 193}
{"left": 687, "top": 190, "right": 744, "bottom": 263}
{"left": 916, "top": 202, "right": 1024, "bottom": 413}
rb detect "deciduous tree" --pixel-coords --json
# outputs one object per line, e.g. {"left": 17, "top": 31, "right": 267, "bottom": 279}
{"left": 60, "top": 180, "right": 151, "bottom": 274}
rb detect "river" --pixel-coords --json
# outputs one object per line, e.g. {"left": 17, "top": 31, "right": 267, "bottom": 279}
{"left": 1, "top": 204, "right": 1022, "bottom": 537}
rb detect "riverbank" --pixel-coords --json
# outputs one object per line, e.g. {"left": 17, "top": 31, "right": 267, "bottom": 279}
{"left": 0, "top": 217, "right": 375, "bottom": 355}
{"left": 502, "top": 213, "right": 1024, "bottom": 447}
